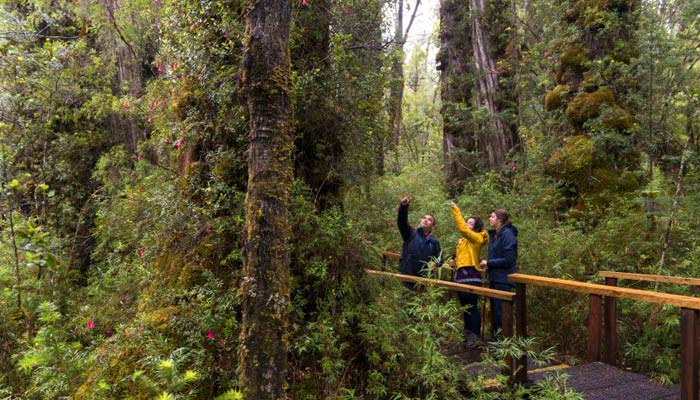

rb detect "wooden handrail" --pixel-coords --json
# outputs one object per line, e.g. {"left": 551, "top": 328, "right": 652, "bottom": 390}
{"left": 509, "top": 273, "right": 700, "bottom": 310}
{"left": 365, "top": 269, "right": 515, "bottom": 301}
{"left": 599, "top": 271, "right": 700, "bottom": 287}
{"left": 381, "top": 250, "right": 401, "bottom": 260}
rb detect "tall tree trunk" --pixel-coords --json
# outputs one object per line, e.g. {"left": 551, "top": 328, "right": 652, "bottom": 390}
{"left": 438, "top": 0, "right": 476, "bottom": 195}
{"left": 389, "top": 0, "right": 405, "bottom": 146}
{"left": 470, "top": 0, "right": 519, "bottom": 170}
{"left": 238, "top": 0, "right": 293, "bottom": 397}
{"left": 292, "top": 0, "right": 341, "bottom": 208}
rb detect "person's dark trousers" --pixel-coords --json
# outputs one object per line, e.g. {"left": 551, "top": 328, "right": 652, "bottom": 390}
{"left": 489, "top": 281, "right": 514, "bottom": 337}
{"left": 457, "top": 282, "right": 482, "bottom": 335}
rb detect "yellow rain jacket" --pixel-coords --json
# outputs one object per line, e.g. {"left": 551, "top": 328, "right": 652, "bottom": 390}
{"left": 451, "top": 205, "right": 489, "bottom": 271}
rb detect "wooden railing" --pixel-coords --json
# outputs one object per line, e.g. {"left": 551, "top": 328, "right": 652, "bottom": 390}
{"left": 599, "top": 270, "right": 700, "bottom": 287}
{"left": 368, "top": 254, "right": 521, "bottom": 380}
{"left": 509, "top": 273, "right": 700, "bottom": 400}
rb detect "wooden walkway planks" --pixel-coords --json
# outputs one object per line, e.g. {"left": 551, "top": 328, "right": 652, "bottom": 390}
{"left": 530, "top": 362, "right": 680, "bottom": 400}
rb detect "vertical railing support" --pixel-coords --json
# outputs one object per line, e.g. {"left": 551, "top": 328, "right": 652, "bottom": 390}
{"left": 501, "top": 300, "right": 514, "bottom": 381}
{"left": 604, "top": 277, "right": 618, "bottom": 366}
{"left": 680, "top": 307, "right": 699, "bottom": 400}
{"left": 588, "top": 294, "right": 602, "bottom": 362}
{"left": 515, "top": 283, "right": 528, "bottom": 384}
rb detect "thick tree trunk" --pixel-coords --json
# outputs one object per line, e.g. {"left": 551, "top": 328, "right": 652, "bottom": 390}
{"left": 438, "top": 0, "right": 476, "bottom": 195}
{"left": 292, "top": 0, "right": 341, "bottom": 208}
{"left": 439, "top": 0, "right": 519, "bottom": 194}
{"left": 238, "top": 0, "right": 293, "bottom": 398}
{"left": 470, "top": 0, "right": 519, "bottom": 169}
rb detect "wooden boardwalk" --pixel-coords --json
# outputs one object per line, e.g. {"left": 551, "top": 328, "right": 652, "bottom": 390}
{"left": 455, "top": 348, "right": 680, "bottom": 399}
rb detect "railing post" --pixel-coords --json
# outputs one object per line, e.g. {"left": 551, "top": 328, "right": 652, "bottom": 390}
{"left": 588, "top": 294, "right": 602, "bottom": 362}
{"left": 501, "top": 300, "right": 514, "bottom": 381}
{"left": 515, "top": 283, "right": 527, "bottom": 384}
{"left": 604, "top": 277, "right": 618, "bottom": 366}
{"left": 680, "top": 307, "right": 699, "bottom": 400}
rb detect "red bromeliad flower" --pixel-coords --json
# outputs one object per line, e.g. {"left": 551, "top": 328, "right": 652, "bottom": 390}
{"left": 175, "top": 137, "right": 185, "bottom": 149}
{"left": 136, "top": 153, "right": 142, "bottom": 161}
{"left": 204, "top": 225, "right": 211, "bottom": 235}
{"left": 302, "top": 0, "right": 308, "bottom": 6}
{"left": 206, "top": 330, "right": 215, "bottom": 340}
{"left": 384, "top": 220, "right": 392, "bottom": 228}
{"left": 157, "top": 64, "right": 164, "bottom": 73}
{"left": 86, "top": 319, "right": 95, "bottom": 330}
{"left": 163, "top": 136, "right": 170, "bottom": 144}
{"left": 171, "top": 62, "right": 178, "bottom": 69}
{"left": 139, "top": 247, "right": 145, "bottom": 256}
{"left": 147, "top": 116, "right": 152, "bottom": 123}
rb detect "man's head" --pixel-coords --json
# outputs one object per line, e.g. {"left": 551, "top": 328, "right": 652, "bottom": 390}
{"left": 418, "top": 214, "right": 436, "bottom": 233}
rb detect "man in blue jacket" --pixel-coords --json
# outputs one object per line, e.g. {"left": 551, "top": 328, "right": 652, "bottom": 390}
{"left": 397, "top": 196, "right": 441, "bottom": 289}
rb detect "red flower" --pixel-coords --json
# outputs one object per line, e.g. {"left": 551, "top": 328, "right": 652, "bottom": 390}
{"left": 147, "top": 116, "right": 152, "bottom": 123}
{"left": 157, "top": 64, "right": 164, "bottom": 73}
{"left": 544, "top": 50, "right": 550, "bottom": 57}
{"left": 302, "top": 0, "right": 308, "bottom": 6}
{"left": 121, "top": 101, "right": 130, "bottom": 109}
{"left": 175, "top": 137, "right": 185, "bottom": 149}
{"left": 204, "top": 225, "right": 211, "bottom": 235}
{"left": 86, "top": 319, "right": 95, "bottom": 330}
{"left": 171, "top": 62, "right": 178, "bottom": 69}
{"left": 136, "top": 153, "right": 142, "bottom": 161}
{"left": 384, "top": 220, "right": 392, "bottom": 228}
{"left": 206, "top": 330, "right": 215, "bottom": 340}
{"left": 163, "top": 137, "right": 170, "bottom": 144}
{"left": 105, "top": 328, "right": 112, "bottom": 336}
{"left": 139, "top": 247, "right": 145, "bottom": 256}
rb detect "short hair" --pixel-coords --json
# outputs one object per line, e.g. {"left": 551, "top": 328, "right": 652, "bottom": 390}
{"left": 492, "top": 209, "right": 512, "bottom": 226}
{"left": 425, "top": 214, "right": 436, "bottom": 226}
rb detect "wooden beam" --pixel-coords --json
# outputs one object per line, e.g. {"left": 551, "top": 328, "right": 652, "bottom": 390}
{"left": 680, "top": 308, "right": 699, "bottom": 400}
{"left": 501, "top": 300, "right": 514, "bottom": 381}
{"left": 604, "top": 277, "right": 618, "bottom": 366}
{"left": 381, "top": 250, "right": 401, "bottom": 260}
{"left": 509, "top": 274, "right": 700, "bottom": 310}
{"left": 365, "top": 269, "right": 515, "bottom": 300}
{"left": 588, "top": 294, "right": 602, "bottom": 362}
{"left": 515, "top": 283, "right": 528, "bottom": 385}
{"left": 599, "top": 271, "right": 700, "bottom": 287}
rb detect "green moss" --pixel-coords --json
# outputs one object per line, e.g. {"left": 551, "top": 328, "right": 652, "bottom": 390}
{"left": 559, "top": 43, "right": 589, "bottom": 70}
{"left": 565, "top": 88, "right": 615, "bottom": 125}
{"left": 546, "top": 135, "right": 593, "bottom": 185}
{"left": 601, "top": 105, "right": 634, "bottom": 130}
{"left": 544, "top": 84, "right": 570, "bottom": 111}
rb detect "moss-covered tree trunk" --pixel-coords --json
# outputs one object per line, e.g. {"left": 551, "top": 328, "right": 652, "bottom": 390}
{"left": 238, "top": 0, "right": 293, "bottom": 397}
{"left": 544, "top": 0, "right": 640, "bottom": 202}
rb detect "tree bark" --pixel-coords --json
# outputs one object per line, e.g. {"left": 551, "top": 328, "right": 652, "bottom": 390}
{"left": 238, "top": 0, "right": 293, "bottom": 398}
{"left": 470, "top": 0, "right": 519, "bottom": 170}
{"left": 438, "top": 0, "right": 476, "bottom": 195}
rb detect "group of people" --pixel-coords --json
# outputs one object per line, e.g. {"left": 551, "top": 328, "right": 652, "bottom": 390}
{"left": 396, "top": 196, "right": 518, "bottom": 348}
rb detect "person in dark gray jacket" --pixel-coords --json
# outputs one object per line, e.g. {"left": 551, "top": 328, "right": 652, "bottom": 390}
{"left": 480, "top": 208, "right": 518, "bottom": 334}
{"left": 397, "top": 196, "right": 441, "bottom": 290}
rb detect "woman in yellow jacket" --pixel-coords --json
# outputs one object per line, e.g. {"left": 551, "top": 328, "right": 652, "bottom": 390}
{"left": 448, "top": 201, "right": 489, "bottom": 348}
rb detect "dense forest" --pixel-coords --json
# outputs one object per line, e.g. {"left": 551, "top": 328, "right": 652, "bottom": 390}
{"left": 1, "top": 0, "right": 700, "bottom": 398}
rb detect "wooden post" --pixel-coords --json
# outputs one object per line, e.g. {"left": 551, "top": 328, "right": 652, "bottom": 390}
{"left": 588, "top": 294, "right": 602, "bottom": 362}
{"left": 515, "top": 283, "right": 528, "bottom": 384}
{"left": 501, "top": 300, "right": 514, "bottom": 380}
{"left": 604, "top": 277, "right": 618, "bottom": 366}
{"left": 680, "top": 308, "right": 699, "bottom": 400}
